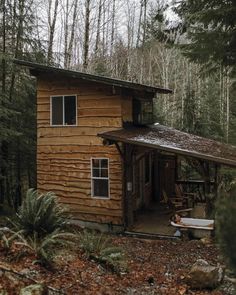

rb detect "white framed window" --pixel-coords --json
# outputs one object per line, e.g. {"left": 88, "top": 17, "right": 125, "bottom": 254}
{"left": 91, "top": 158, "right": 109, "bottom": 198}
{"left": 50, "top": 95, "right": 77, "bottom": 126}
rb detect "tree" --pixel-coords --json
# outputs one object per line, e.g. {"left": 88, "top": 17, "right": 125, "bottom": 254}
{"left": 83, "top": 0, "right": 91, "bottom": 71}
{"left": 174, "top": 0, "right": 236, "bottom": 72}
{"left": 0, "top": 0, "right": 42, "bottom": 208}
{"left": 47, "top": 0, "right": 59, "bottom": 64}
{"left": 216, "top": 183, "right": 236, "bottom": 274}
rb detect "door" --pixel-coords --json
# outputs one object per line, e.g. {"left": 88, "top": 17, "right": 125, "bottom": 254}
{"left": 159, "top": 156, "right": 176, "bottom": 198}
{"left": 136, "top": 157, "right": 144, "bottom": 209}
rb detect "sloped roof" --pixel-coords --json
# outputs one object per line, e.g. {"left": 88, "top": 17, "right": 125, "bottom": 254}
{"left": 99, "top": 124, "right": 236, "bottom": 167}
{"left": 14, "top": 59, "right": 172, "bottom": 95}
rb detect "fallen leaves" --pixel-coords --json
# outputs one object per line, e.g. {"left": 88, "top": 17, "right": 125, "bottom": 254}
{"left": 0, "top": 235, "right": 231, "bottom": 294}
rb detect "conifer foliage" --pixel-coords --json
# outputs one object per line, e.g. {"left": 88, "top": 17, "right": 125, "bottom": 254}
{"left": 174, "top": 0, "right": 236, "bottom": 71}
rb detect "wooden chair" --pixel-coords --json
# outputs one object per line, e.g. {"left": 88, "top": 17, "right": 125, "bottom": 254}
{"left": 175, "top": 184, "right": 195, "bottom": 207}
{"left": 161, "top": 190, "right": 186, "bottom": 211}
{"left": 161, "top": 190, "right": 193, "bottom": 220}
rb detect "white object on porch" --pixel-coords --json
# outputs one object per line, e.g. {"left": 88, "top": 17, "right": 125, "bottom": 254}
{"left": 171, "top": 218, "right": 214, "bottom": 230}
{"left": 171, "top": 218, "right": 214, "bottom": 238}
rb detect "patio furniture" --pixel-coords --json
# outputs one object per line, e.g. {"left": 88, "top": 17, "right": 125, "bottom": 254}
{"left": 175, "top": 183, "right": 196, "bottom": 207}
{"left": 161, "top": 190, "right": 190, "bottom": 211}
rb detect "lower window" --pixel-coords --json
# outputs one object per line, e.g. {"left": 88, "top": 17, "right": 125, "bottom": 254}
{"left": 91, "top": 158, "right": 109, "bottom": 198}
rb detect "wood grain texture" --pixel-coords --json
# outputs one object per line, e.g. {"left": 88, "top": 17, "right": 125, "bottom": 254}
{"left": 122, "top": 96, "right": 133, "bottom": 122}
{"left": 37, "top": 76, "right": 126, "bottom": 225}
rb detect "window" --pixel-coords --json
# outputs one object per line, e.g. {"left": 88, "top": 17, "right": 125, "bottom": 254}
{"left": 133, "top": 99, "right": 154, "bottom": 125}
{"left": 145, "top": 154, "right": 151, "bottom": 184}
{"left": 91, "top": 158, "right": 109, "bottom": 198}
{"left": 51, "top": 95, "right": 77, "bottom": 126}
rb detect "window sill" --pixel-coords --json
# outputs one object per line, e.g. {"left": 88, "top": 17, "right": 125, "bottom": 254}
{"left": 91, "top": 196, "right": 110, "bottom": 200}
{"left": 50, "top": 124, "right": 78, "bottom": 127}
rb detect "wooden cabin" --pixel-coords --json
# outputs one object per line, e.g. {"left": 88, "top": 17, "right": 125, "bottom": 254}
{"left": 15, "top": 60, "right": 236, "bottom": 233}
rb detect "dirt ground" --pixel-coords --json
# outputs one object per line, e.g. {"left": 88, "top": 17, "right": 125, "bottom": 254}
{"left": 0, "top": 235, "right": 233, "bottom": 295}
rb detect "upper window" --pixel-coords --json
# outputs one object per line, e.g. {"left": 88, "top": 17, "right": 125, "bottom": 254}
{"left": 133, "top": 98, "right": 154, "bottom": 125}
{"left": 51, "top": 95, "right": 77, "bottom": 126}
{"left": 91, "top": 158, "right": 109, "bottom": 198}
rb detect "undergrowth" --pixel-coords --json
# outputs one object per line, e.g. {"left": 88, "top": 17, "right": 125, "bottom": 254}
{"left": 79, "top": 229, "right": 127, "bottom": 273}
{"left": 0, "top": 189, "right": 74, "bottom": 267}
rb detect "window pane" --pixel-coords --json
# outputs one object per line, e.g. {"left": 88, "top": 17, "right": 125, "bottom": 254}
{"left": 51, "top": 96, "right": 63, "bottom": 125}
{"left": 101, "top": 159, "right": 108, "bottom": 168}
{"left": 64, "top": 96, "right": 76, "bottom": 125}
{"left": 92, "top": 168, "right": 99, "bottom": 177}
{"left": 92, "top": 159, "right": 100, "bottom": 168}
{"left": 101, "top": 168, "right": 108, "bottom": 178}
{"left": 93, "top": 179, "right": 109, "bottom": 197}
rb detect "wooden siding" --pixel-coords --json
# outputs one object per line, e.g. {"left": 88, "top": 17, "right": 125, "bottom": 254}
{"left": 122, "top": 96, "right": 133, "bottom": 123}
{"left": 37, "top": 76, "right": 124, "bottom": 225}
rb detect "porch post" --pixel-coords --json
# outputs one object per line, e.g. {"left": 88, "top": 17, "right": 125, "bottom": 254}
{"left": 124, "top": 143, "right": 134, "bottom": 228}
{"left": 214, "top": 163, "right": 220, "bottom": 199}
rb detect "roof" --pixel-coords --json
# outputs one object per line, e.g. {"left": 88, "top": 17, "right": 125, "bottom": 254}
{"left": 14, "top": 59, "right": 172, "bottom": 95}
{"left": 99, "top": 124, "right": 236, "bottom": 167}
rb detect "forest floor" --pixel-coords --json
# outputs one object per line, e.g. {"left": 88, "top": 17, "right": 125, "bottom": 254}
{"left": 0, "top": 234, "right": 234, "bottom": 295}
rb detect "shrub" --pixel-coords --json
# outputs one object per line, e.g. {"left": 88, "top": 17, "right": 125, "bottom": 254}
{"left": 12, "top": 189, "right": 67, "bottom": 238}
{"left": 216, "top": 182, "right": 236, "bottom": 274}
{"left": 99, "top": 246, "right": 127, "bottom": 273}
{"left": 0, "top": 227, "right": 24, "bottom": 253}
{"left": 17, "top": 229, "right": 75, "bottom": 266}
{"left": 79, "top": 230, "right": 127, "bottom": 273}
{"left": 3, "top": 189, "right": 75, "bottom": 266}
{"left": 79, "top": 229, "right": 110, "bottom": 257}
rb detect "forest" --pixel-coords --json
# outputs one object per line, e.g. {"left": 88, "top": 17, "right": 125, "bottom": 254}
{"left": 0, "top": 0, "right": 236, "bottom": 206}
{"left": 0, "top": 0, "right": 236, "bottom": 294}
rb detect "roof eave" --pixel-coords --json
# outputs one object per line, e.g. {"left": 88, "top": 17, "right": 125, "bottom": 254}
{"left": 99, "top": 132, "right": 236, "bottom": 168}
{"left": 14, "top": 59, "right": 172, "bottom": 94}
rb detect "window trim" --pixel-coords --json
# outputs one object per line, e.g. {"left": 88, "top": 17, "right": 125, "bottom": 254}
{"left": 50, "top": 94, "right": 77, "bottom": 126}
{"left": 91, "top": 158, "right": 110, "bottom": 199}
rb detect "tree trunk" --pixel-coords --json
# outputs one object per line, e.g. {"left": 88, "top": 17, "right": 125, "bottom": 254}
{"left": 110, "top": 0, "right": 116, "bottom": 56}
{"left": 136, "top": 0, "right": 143, "bottom": 48}
{"left": 95, "top": 0, "right": 102, "bottom": 55}
{"left": 67, "top": 0, "right": 78, "bottom": 68}
{"left": 47, "top": 0, "right": 59, "bottom": 64}
{"left": 83, "top": 0, "right": 91, "bottom": 71}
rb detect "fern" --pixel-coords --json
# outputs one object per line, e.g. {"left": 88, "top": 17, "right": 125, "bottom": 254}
{"left": 79, "top": 230, "right": 127, "bottom": 273}
{"left": 2, "top": 189, "right": 75, "bottom": 267}
{"left": 79, "top": 230, "right": 110, "bottom": 256}
{"left": 100, "top": 246, "right": 127, "bottom": 273}
{"left": 12, "top": 189, "right": 67, "bottom": 238}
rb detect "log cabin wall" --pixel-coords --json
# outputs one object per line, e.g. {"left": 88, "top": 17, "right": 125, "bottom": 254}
{"left": 37, "top": 74, "right": 124, "bottom": 225}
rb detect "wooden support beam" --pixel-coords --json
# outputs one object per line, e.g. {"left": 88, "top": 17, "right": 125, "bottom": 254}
{"left": 115, "top": 142, "right": 124, "bottom": 159}
{"left": 123, "top": 143, "right": 134, "bottom": 228}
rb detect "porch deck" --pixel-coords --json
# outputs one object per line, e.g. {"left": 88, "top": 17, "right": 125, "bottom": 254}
{"left": 131, "top": 203, "right": 176, "bottom": 236}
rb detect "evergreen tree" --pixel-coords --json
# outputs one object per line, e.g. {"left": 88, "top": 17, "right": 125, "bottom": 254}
{"left": 174, "top": 0, "right": 236, "bottom": 72}
{"left": 0, "top": 0, "right": 45, "bottom": 209}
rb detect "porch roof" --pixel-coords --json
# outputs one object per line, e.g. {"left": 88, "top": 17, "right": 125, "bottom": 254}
{"left": 99, "top": 124, "right": 236, "bottom": 167}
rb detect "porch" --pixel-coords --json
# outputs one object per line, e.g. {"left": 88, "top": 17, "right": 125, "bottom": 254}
{"left": 99, "top": 124, "right": 236, "bottom": 237}
{"left": 132, "top": 202, "right": 175, "bottom": 236}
